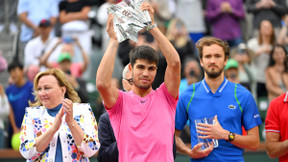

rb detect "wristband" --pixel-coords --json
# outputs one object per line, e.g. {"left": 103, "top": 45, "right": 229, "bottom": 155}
{"left": 146, "top": 23, "right": 157, "bottom": 31}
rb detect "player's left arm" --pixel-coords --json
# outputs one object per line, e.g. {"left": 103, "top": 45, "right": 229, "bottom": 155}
{"left": 141, "top": 2, "right": 181, "bottom": 99}
{"left": 228, "top": 126, "right": 259, "bottom": 150}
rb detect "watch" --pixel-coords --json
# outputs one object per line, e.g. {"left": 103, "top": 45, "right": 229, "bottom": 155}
{"left": 227, "top": 132, "right": 235, "bottom": 142}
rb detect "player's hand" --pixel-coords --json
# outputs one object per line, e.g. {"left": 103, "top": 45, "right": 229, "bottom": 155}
{"left": 197, "top": 115, "right": 229, "bottom": 140}
{"left": 106, "top": 13, "right": 118, "bottom": 41}
{"left": 188, "top": 142, "right": 214, "bottom": 159}
{"left": 140, "top": 2, "right": 155, "bottom": 25}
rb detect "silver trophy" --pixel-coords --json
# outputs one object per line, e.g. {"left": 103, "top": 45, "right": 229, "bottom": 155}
{"left": 107, "top": 0, "right": 152, "bottom": 42}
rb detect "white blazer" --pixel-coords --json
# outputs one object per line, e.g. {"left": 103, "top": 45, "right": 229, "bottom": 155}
{"left": 20, "top": 103, "right": 100, "bottom": 162}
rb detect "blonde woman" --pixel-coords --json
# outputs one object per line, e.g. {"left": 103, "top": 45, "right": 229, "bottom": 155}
{"left": 20, "top": 68, "right": 100, "bottom": 161}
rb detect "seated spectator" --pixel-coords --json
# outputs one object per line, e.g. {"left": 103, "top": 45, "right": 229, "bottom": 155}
{"left": 122, "top": 64, "right": 133, "bottom": 92}
{"left": 59, "top": 0, "right": 92, "bottom": 55}
{"left": 24, "top": 19, "right": 61, "bottom": 72}
{"left": 26, "top": 65, "right": 40, "bottom": 82}
{"left": 17, "top": 0, "right": 59, "bottom": 61}
{"left": 265, "top": 44, "right": 288, "bottom": 102}
{"left": 206, "top": 0, "right": 245, "bottom": 47}
{"left": 179, "top": 57, "right": 203, "bottom": 94}
{"left": 248, "top": 20, "right": 276, "bottom": 100}
{"left": 0, "top": 84, "right": 9, "bottom": 148}
{"left": 166, "top": 18, "right": 196, "bottom": 78}
{"left": 247, "top": 0, "right": 286, "bottom": 36}
{"left": 0, "top": 51, "right": 8, "bottom": 73}
{"left": 277, "top": 12, "right": 288, "bottom": 46}
{"left": 43, "top": 51, "right": 89, "bottom": 103}
{"left": 5, "top": 62, "right": 34, "bottom": 148}
{"left": 175, "top": 0, "right": 206, "bottom": 43}
{"left": 40, "top": 38, "right": 89, "bottom": 78}
{"left": 225, "top": 58, "right": 240, "bottom": 83}
{"left": 230, "top": 43, "right": 256, "bottom": 91}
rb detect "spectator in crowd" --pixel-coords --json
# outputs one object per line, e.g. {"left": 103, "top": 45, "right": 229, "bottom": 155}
{"left": 247, "top": 0, "right": 286, "bottom": 36}
{"left": 278, "top": 12, "right": 288, "bottom": 45}
{"left": 265, "top": 44, "right": 288, "bottom": 102}
{"left": 0, "top": 84, "right": 9, "bottom": 148}
{"left": 175, "top": 37, "right": 262, "bottom": 161}
{"left": 224, "top": 58, "right": 240, "bottom": 83}
{"left": 248, "top": 20, "right": 276, "bottom": 100}
{"left": 175, "top": 0, "right": 206, "bottom": 43}
{"left": 41, "top": 39, "right": 90, "bottom": 102}
{"left": 230, "top": 43, "right": 256, "bottom": 91}
{"left": 0, "top": 51, "right": 8, "bottom": 73}
{"left": 265, "top": 90, "right": 288, "bottom": 161}
{"left": 24, "top": 19, "right": 61, "bottom": 72}
{"left": 41, "top": 38, "right": 89, "bottom": 78}
{"left": 179, "top": 57, "right": 203, "bottom": 94}
{"left": 5, "top": 62, "right": 34, "bottom": 148}
{"left": 26, "top": 65, "right": 40, "bottom": 82}
{"left": 121, "top": 64, "right": 133, "bottom": 92}
{"left": 166, "top": 18, "right": 196, "bottom": 78}
{"left": 17, "top": 0, "right": 59, "bottom": 60}
{"left": 206, "top": 0, "right": 245, "bottom": 47}
{"left": 19, "top": 68, "right": 100, "bottom": 161}
{"left": 96, "top": 2, "right": 181, "bottom": 161}
{"left": 59, "top": 0, "right": 92, "bottom": 55}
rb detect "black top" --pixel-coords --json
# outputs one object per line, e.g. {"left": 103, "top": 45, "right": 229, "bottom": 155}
{"left": 97, "top": 113, "right": 119, "bottom": 162}
{"left": 246, "top": 0, "right": 286, "bottom": 29}
{"left": 59, "top": 0, "right": 90, "bottom": 13}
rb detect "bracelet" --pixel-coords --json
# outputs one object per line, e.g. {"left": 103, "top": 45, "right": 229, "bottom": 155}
{"left": 146, "top": 23, "right": 157, "bottom": 31}
{"left": 69, "top": 121, "right": 76, "bottom": 128}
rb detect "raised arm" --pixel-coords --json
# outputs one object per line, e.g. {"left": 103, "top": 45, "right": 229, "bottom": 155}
{"left": 39, "top": 39, "right": 62, "bottom": 68}
{"left": 141, "top": 2, "right": 181, "bottom": 98}
{"left": 8, "top": 105, "right": 19, "bottom": 134}
{"left": 96, "top": 14, "right": 119, "bottom": 109}
{"left": 75, "top": 39, "right": 89, "bottom": 73}
{"left": 277, "top": 25, "right": 288, "bottom": 45}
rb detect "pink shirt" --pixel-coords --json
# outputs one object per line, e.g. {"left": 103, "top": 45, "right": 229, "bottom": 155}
{"left": 106, "top": 83, "right": 178, "bottom": 162}
{"left": 52, "top": 62, "right": 83, "bottom": 78}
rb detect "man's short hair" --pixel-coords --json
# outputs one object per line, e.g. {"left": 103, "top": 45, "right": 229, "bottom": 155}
{"left": 8, "top": 61, "right": 23, "bottom": 72}
{"left": 196, "top": 37, "right": 230, "bottom": 59}
{"left": 129, "top": 45, "right": 159, "bottom": 67}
